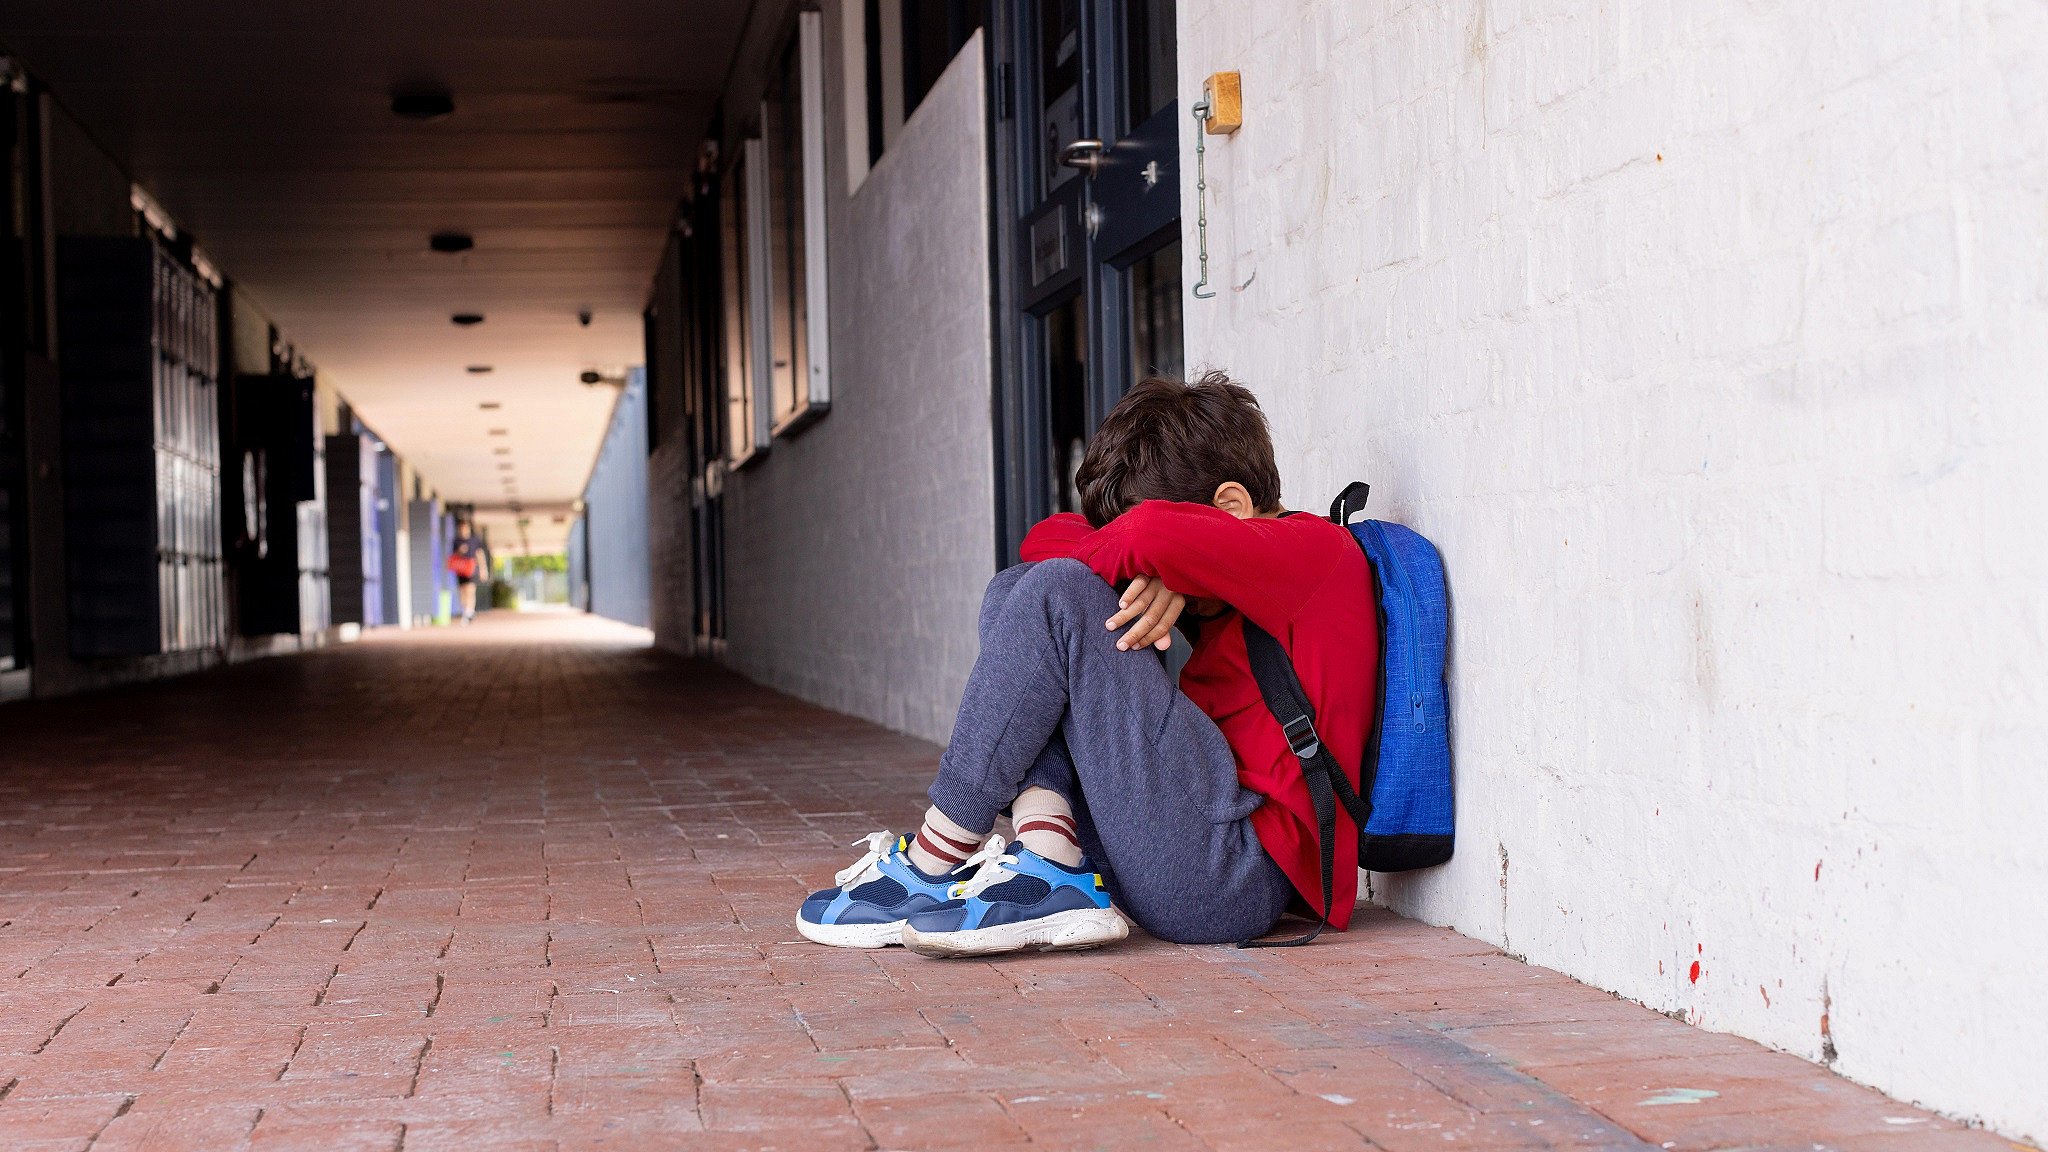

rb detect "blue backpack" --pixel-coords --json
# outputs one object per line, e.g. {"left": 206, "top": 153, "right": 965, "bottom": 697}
{"left": 1240, "top": 481, "right": 1455, "bottom": 946}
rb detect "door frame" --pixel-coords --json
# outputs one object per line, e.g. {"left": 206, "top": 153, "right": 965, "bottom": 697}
{"left": 986, "top": 0, "right": 1182, "bottom": 563}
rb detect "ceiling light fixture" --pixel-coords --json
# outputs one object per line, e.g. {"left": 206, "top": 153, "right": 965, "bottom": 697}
{"left": 451, "top": 313, "right": 485, "bottom": 326}
{"left": 391, "top": 84, "right": 455, "bottom": 121}
{"left": 478, "top": 401, "right": 501, "bottom": 410}
{"left": 430, "top": 232, "right": 475, "bottom": 254}
{"left": 487, "top": 428, "right": 508, "bottom": 436}
{"left": 468, "top": 366, "right": 494, "bottom": 375}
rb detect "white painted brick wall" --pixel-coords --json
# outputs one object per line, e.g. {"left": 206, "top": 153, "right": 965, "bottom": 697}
{"left": 1179, "top": 0, "right": 2048, "bottom": 1142}
{"left": 720, "top": 17, "right": 995, "bottom": 746}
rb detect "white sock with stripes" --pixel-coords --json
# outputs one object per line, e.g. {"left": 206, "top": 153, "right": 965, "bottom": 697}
{"left": 1011, "top": 787, "right": 1084, "bottom": 867}
{"left": 906, "top": 806, "right": 985, "bottom": 877}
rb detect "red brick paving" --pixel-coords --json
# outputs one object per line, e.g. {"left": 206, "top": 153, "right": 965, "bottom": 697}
{"left": 0, "top": 612, "right": 2029, "bottom": 1151}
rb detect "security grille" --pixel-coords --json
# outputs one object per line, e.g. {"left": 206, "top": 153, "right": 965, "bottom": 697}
{"left": 150, "top": 242, "right": 224, "bottom": 653}
{"left": 58, "top": 235, "right": 224, "bottom": 657}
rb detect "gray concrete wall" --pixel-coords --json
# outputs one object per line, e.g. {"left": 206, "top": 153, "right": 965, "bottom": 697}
{"left": 583, "top": 368, "right": 651, "bottom": 628}
{"left": 719, "top": 18, "right": 995, "bottom": 744}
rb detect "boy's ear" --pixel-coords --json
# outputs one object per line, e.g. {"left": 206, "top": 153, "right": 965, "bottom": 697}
{"left": 1212, "top": 481, "right": 1257, "bottom": 519}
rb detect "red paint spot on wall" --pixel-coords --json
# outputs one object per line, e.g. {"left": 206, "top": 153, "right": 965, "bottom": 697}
{"left": 1814, "top": 860, "right": 1822, "bottom": 881}
{"left": 1689, "top": 961, "right": 1702, "bottom": 984}
{"left": 1760, "top": 985, "right": 1771, "bottom": 1007}
{"left": 1697, "top": 943, "right": 1704, "bottom": 955}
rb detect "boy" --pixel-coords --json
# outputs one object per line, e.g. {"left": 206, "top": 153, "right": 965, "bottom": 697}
{"left": 797, "top": 371, "right": 1377, "bottom": 955}
{"left": 447, "top": 521, "right": 484, "bottom": 624}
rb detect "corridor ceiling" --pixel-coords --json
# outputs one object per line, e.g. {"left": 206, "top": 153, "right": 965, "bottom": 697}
{"left": 0, "top": 1, "right": 750, "bottom": 548}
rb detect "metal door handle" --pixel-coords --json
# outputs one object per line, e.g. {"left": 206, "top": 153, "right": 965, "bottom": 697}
{"left": 1059, "top": 139, "right": 1105, "bottom": 175}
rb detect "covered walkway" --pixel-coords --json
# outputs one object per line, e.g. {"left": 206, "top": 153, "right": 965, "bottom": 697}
{"left": 0, "top": 616, "right": 2015, "bottom": 1150}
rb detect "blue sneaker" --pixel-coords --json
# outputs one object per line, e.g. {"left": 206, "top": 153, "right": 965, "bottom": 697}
{"left": 796, "top": 832, "right": 958, "bottom": 948}
{"left": 901, "top": 841, "right": 1129, "bottom": 958}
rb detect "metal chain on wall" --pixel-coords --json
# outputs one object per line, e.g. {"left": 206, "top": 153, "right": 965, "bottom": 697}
{"left": 1190, "top": 98, "right": 1216, "bottom": 299}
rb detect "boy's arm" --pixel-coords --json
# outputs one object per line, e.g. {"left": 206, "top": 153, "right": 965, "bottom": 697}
{"left": 1067, "top": 501, "right": 1331, "bottom": 636}
{"left": 1022, "top": 511, "right": 1183, "bottom": 651}
{"left": 1019, "top": 512, "right": 1095, "bottom": 562}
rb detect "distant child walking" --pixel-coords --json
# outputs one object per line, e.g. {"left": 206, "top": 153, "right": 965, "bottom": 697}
{"left": 447, "top": 521, "right": 483, "bottom": 624}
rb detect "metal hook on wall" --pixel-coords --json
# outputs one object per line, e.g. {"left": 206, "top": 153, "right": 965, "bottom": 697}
{"left": 1190, "top": 99, "right": 1217, "bottom": 299}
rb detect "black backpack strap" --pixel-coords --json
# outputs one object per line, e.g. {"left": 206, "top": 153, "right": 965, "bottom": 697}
{"left": 1329, "top": 481, "right": 1371, "bottom": 524}
{"left": 1238, "top": 618, "right": 1373, "bottom": 948}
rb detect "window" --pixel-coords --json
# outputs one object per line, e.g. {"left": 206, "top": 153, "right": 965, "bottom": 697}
{"left": 764, "top": 11, "right": 831, "bottom": 435}
{"left": 902, "top": 1, "right": 986, "bottom": 124}
{"left": 846, "top": 0, "right": 986, "bottom": 189}
{"left": 720, "top": 150, "right": 761, "bottom": 465}
{"left": 1122, "top": 0, "right": 1179, "bottom": 134}
{"left": 743, "top": 136, "right": 773, "bottom": 454}
{"left": 725, "top": 10, "right": 834, "bottom": 466}
{"left": 1039, "top": 0, "right": 1082, "bottom": 198}
{"left": 1129, "top": 238, "right": 1186, "bottom": 383}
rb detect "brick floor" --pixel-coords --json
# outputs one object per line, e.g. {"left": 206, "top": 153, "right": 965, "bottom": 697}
{"left": 0, "top": 612, "right": 2029, "bottom": 1151}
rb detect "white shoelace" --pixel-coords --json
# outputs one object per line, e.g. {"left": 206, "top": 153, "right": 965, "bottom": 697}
{"left": 834, "top": 831, "right": 896, "bottom": 887}
{"left": 947, "top": 834, "right": 1017, "bottom": 900}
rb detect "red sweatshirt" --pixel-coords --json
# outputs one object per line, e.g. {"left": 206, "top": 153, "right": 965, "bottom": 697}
{"left": 1020, "top": 502, "right": 1377, "bottom": 929}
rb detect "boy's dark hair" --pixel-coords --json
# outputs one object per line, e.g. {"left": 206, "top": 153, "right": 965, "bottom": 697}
{"left": 1074, "top": 370, "right": 1282, "bottom": 527}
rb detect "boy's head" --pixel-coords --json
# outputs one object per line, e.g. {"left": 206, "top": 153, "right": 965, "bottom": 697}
{"left": 1074, "top": 370, "right": 1282, "bottom": 527}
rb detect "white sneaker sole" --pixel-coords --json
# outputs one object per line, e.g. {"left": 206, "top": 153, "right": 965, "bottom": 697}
{"left": 795, "top": 916, "right": 905, "bottom": 949}
{"left": 901, "top": 906, "right": 1130, "bottom": 958}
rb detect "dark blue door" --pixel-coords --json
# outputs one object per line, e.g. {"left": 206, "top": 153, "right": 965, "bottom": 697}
{"left": 993, "top": 0, "right": 1186, "bottom": 555}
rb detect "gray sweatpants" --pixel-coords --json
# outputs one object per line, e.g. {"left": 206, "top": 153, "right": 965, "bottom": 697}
{"left": 927, "top": 559, "right": 1294, "bottom": 945}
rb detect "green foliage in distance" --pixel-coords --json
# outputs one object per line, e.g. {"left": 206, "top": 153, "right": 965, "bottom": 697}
{"left": 505, "top": 553, "right": 568, "bottom": 576}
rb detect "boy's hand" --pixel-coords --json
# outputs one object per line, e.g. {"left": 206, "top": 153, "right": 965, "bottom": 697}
{"left": 1108, "top": 575, "right": 1185, "bottom": 652}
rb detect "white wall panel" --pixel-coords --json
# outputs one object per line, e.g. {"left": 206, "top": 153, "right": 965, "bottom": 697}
{"left": 719, "top": 20, "right": 995, "bottom": 744}
{"left": 1178, "top": 1, "right": 2048, "bottom": 1142}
